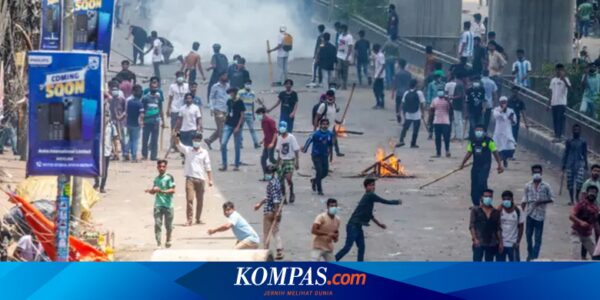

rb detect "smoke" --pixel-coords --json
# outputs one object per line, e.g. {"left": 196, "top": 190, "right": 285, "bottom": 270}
{"left": 149, "top": 0, "right": 316, "bottom": 63}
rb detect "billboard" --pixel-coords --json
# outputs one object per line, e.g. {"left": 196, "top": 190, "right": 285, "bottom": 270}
{"left": 72, "top": 0, "right": 115, "bottom": 56}
{"left": 40, "top": 0, "right": 63, "bottom": 50}
{"left": 27, "top": 51, "right": 104, "bottom": 177}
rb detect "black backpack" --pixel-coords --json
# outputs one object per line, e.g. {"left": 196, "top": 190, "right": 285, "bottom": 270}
{"left": 312, "top": 102, "right": 328, "bottom": 126}
{"left": 403, "top": 90, "right": 420, "bottom": 113}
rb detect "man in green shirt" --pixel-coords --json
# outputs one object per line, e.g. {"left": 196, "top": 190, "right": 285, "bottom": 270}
{"left": 145, "top": 160, "right": 176, "bottom": 248}
{"left": 578, "top": 1, "right": 594, "bottom": 37}
{"left": 335, "top": 178, "right": 401, "bottom": 261}
{"left": 582, "top": 164, "right": 600, "bottom": 204}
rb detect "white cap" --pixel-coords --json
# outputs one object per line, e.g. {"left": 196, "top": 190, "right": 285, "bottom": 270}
{"left": 499, "top": 96, "right": 508, "bottom": 102}
{"left": 280, "top": 25, "right": 287, "bottom": 32}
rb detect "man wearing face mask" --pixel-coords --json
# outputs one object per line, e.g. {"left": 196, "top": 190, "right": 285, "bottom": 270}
{"left": 581, "top": 164, "right": 600, "bottom": 204}
{"left": 256, "top": 108, "right": 278, "bottom": 181}
{"left": 563, "top": 124, "right": 589, "bottom": 205}
{"left": 205, "top": 72, "right": 230, "bottom": 150}
{"left": 141, "top": 79, "right": 166, "bottom": 161}
{"left": 311, "top": 198, "right": 340, "bottom": 262}
{"left": 175, "top": 93, "right": 202, "bottom": 147}
{"left": 125, "top": 85, "right": 144, "bottom": 163}
{"left": 460, "top": 124, "right": 504, "bottom": 207}
{"left": 314, "top": 90, "right": 344, "bottom": 156}
{"left": 254, "top": 165, "right": 284, "bottom": 260}
{"left": 469, "top": 189, "right": 502, "bottom": 262}
{"left": 208, "top": 202, "right": 260, "bottom": 250}
{"left": 303, "top": 118, "right": 334, "bottom": 196}
{"left": 238, "top": 80, "right": 260, "bottom": 149}
{"left": 220, "top": 87, "right": 245, "bottom": 171}
{"left": 275, "top": 121, "right": 300, "bottom": 204}
{"left": 167, "top": 71, "right": 190, "bottom": 151}
{"left": 109, "top": 80, "right": 126, "bottom": 160}
{"left": 569, "top": 185, "right": 599, "bottom": 260}
{"left": 176, "top": 133, "right": 213, "bottom": 226}
{"left": 493, "top": 97, "right": 517, "bottom": 168}
{"left": 498, "top": 191, "right": 524, "bottom": 262}
{"left": 522, "top": 164, "right": 555, "bottom": 261}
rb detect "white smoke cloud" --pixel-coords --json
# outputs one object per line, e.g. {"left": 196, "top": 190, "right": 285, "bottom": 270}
{"left": 149, "top": 0, "right": 316, "bottom": 63}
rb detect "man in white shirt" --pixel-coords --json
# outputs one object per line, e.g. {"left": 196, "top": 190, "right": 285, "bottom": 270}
{"left": 458, "top": 21, "right": 474, "bottom": 60}
{"left": 397, "top": 79, "right": 426, "bottom": 148}
{"left": 372, "top": 44, "right": 386, "bottom": 109}
{"left": 471, "top": 13, "right": 486, "bottom": 39}
{"left": 95, "top": 113, "right": 118, "bottom": 193}
{"left": 167, "top": 71, "right": 190, "bottom": 150}
{"left": 276, "top": 121, "right": 300, "bottom": 204}
{"left": 176, "top": 93, "right": 202, "bottom": 147}
{"left": 267, "top": 25, "right": 291, "bottom": 86}
{"left": 548, "top": 64, "right": 571, "bottom": 142}
{"left": 336, "top": 24, "right": 354, "bottom": 90}
{"left": 315, "top": 90, "right": 344, "bottom": 157}
{"left": 146, "top": 31, "right": 163, "bottom": 80}
{"left": 176, "top": 132, "right": 213, "bottom": 226}
{"left": 498, "top": 191, "right": 524, "bottom": 262}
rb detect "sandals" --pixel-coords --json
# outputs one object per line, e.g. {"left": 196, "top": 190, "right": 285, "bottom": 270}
{"left": 275, "top": 249, "right": 284, "bottom": 260}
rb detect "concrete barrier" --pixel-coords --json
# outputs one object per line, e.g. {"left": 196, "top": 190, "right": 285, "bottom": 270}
{"left": 151, "top": 249, "right": 274, "bottom": 262}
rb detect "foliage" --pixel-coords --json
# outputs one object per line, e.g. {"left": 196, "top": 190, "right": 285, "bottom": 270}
{"left": 333, "top": 0, "right": 389, "bottom": 27}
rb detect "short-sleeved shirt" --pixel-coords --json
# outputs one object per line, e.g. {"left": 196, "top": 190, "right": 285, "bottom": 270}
{"left": 579, "top": 3, "right": 594, "bottom": 21}
{"left": 583, "top": 74, "right": 600, "bottom": 104}
{"left": 373, "top": 52, "right": 386, "bottom": 79}
{"left": 488, "top": 51, "right": 506, "bottom": 77}
{"left": 225, "top": 99, "right": 246, "bottom": 127}
{"left": 151, "top": 38, "right": 163, "bottom": 63}
{"left": 168, "top": 83, "right": 190, "bottom": 114}
{"left": 466, "top": 86, "right": 486, "bottom": 114}
{"left": 141, "top": 94, "right": 163, "bottom": 124}
{"left": 312, "top": 212, "right": 341, "bottom": 252}
{"left": 354, "top": 39, "right": 370, "bottom": 63}
{"left": 508, "top": 96, "right": 526, "bottom": 120}
{"left": 126, "top": 98, "right": 143, "bottom": 127}
{"left": 228, "top": 211, "right": 260, "bottom": 244}
{"left": 481, "top": 77, "right": 498, "bottom": 108}
{"left": 178, "top": 104, "right": 201, "bottom": 132}
{"left": 276, "top": 134, "right": 300, "bottom": 160}
{"left": 572, "top": 200, "right": 599, "bottom": 237}
{"left": 131, "top": 26, "right": 148, "bottom": 45}
{"left": 459, "top": 30, "right": 474, "bottom": 57}
{"left": 237, "top": 89, "right": 256, "bottom": 114}
{"left": 261, "top": 116, "right": 277, "bottom": 146}
{"left": 279, "top": 91, "right": 298, "bottom": 118}
{"left": 522, "top": 181, "right": 554, "bottom": 222}
{"left": 467, "top": 137, "right": 497, "bottom": 167}
{"left": 582, "top": 179, "right": 600, "bottom": 204}
{"left": 513, "top": 60, "right": 532, "bottom": 87}
{"left": 317, "top": 103, "right": 337, "bottom": 129}
{"left": 153, "top": 173, "right": 175, "bottom": 208}
{"left": 383, "top": 41, "right": 400, "bottom": 61}
{"left": 318, "top": 43, "right": 337, "bottom": 71}
{"left": 305, "top": 130, "right": 333, "bottom": 157}
{"left": 264, "top": 178, "right": 283, "bottom": 214}
{"left": 549, "top": 77, "right": 571, "bottom": 106}
{"left": 451, "top": 81, "right": 466, "bottom": 110}
{"left": 469, "top": 207, "right": 501, "bottom": 247}
{"left": 501, "top": 208, "right": 525, "bottom": 247}
{"left": 393, "top": 69, "right": 413, "bottom": 97}
{"left": 336, "top": 34, "right": 354, "bottom": 61}
{"left": 431, "top": 97, "right": 451, "bottom": 125}
{"left": 401, "top": 90, "right": 426, "bottom": 120}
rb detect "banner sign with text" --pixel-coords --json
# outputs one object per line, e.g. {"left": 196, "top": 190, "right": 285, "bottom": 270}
{"left": 27, "top": 51, "right": 104, "bottom": 177}
{"left": 71, "top": 0, "right": 115, "bottom": 56}
{"left": 40, "top": 0, "right": 63, "bottom": 50}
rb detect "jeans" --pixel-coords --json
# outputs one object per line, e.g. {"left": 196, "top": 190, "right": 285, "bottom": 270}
{"left": 206, "top": 111, "right": 226, "bottom": 145}
{"left": 583, "top": 100, "right": 597, "bottom": 119}
{"left": 473, "top": 245, "right": 498, "bottom": 262}
{"left": 221, "top": 124, "right": 242, "bottom": 169}
{"left": 356, "top": 60, "right": 370, "bottom": 85}
{"left": 400, "top": 119, "right": 421, "bottom": 146}
{"left": 384, "top": 59, "right": 396, "bottom": 88}
{"left": 153, "top": 62, "right": 161, "bottom": 81}
{"left": 512, "top": 118, "right": 521, "bottom": 142}
{"left": 118, "top": 125, "right": 128, "bottom": 157}
{"left": 279, "top": 115, "right": 296, "bottom": 134}
{"left": 188, "top": 69, "right": 197, "bottom": 85}
{"left": 312, "top": 155, "right": 329, "bottom": 193}
{"left": 552, "top": 105, "right": 566, "bottom": 139}
{"left": 468, "top": 110, "right": 483, "bottom": 140}
{"left": 180, "top": 130, "right": 195, "bottom": 147}
{"left": 241, "top": 114, "right": 260, "bottom": 146}
{"left": 470, "top": 164, "right": 491, "bottom": 206}
{"left": 452, "top": 110, "right": 464, "bottom": 140}
{"left": 318, "top": 69, "right": 333, "bottom": 86}
{"left": 277, "top": 56, "right": 288, "bottom": 83}
{"left": 126, "top": 126, "right": 141, "bottom": 160}
{"left": 497, "top": 246, "right": 516, "bottom": 262}
{"left": 526, "top": 216, "right": 544, "bottom": 261}
{"left": 312, "top": 60, "right": 320, "bottom": 83}
{"left": 0, "top": 126, "right": 17, "bottom": 154}
{"left": 154, "top": 206, "right": 174, "bottom": 245}
{"left": 142, "top": 122, "right": 159, "bottom": 160}
{"left": 483, "top": 108, "right": 492, "bottom": 132}
{"left": 94, "top": 156, "right": 110, "bottom": 190}
{"left": 336, "top": 59, "right": 350, "bottom": 89}
{"left": 261, "top": 147, "right": 277, "bottom": 176}
{"left": 579, "top": 20, "right": 590, "bottom": 37}
{"left": 335, "top": 223, "right": 365, "bottom": 261}
{"left": 186, "top": 177, "right": 205, "bottom": 223}
{"left": 373, "top": 78, "right": 385, "bottom": 108}
{"left": 434, "top": 124, "right": 451, "bottom": 155}
{"left": 133, "top": 43, "right": 144, "bottom": 65}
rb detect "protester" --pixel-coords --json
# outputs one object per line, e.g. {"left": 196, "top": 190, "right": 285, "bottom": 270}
{"left": 317, "top": 33, "right": 337, "bottom": 87}
{"left": 256, "top": 107, "right": 278, "bottom": 181}
{"left": 189, "top": 82, "right": 203, "bottom": 108}
{"left": 397, "top": 79, "right": 425, "bottom": 148}
{"left": 469, "top": 189, "right": 502, "bottom": 262}
{"left": 254, "top": 165, "right": 284, "bottom": 259}
{"left": 498, "top": 191, "right": 524, "bottom": 262}
{"left": 238, "top": 80, "right": 260, "bottom": 149}
{"left": 383, "top": 37, "right": 400, "bottom": 89}
{"left": 472, "top": 37, "right": 486, "bottom": 76}
{"left": 94, "top": 112, "right": 118, "bottom": 193}
{"left": 158, "top": 37, "right": 174, "bottom": 64}
{"left": 512, "top": 49, "right": 532, "bottom": 88}
{"left": 430, "top": 90, "right": 452, "bottom": 158}
{"left": 128, "top": 25, "right": 148, "bottom": 65}
{"left": 563, "top": 124, "right": 589, "bottom": 205}
{"left": 206, "top": 44, "right": 229, "bottom": 99}
{"left": 220, "top": 88, "right": 245, "bottom": 171}
{"left": 108, "top": 80, "right": 126, "bottom": 160}
{"left": 458, "top": 21, "right": 474, "bottom": 60}
{"left": 335, "top": 178, "right": 401, "bottom": 261}
{"left": 522, "top": 164, "right": 555, "bottom": 261}
{"left": 580, "top": 63, "right": 600, "bottom": 118}
{"left": 460, "top": 124, "right": 505, "bottom": 207}
{"left": 267, "top": 25, "right": 291, "bottom": 86}
{"left": 548, "top": 64, "right": 571, "bottom": 143}
{"left": 448, "top": 73, "right": 468, "bottom": 140}
{"left": 424, "top": 46, "right": 437, "bottom": 78}
{"left": 426, "top": 71, "right": 446, "bottom": 139}
{"left": 372, "top": 44, "right": 386, "bottom": 109}
{"left": 141, "top": 79, "right": 165, "bottom": 161}
{"left": 387, "top": 4, "right": 399, "bottom": 40}
{"left": 391, "top": 59, "right": 413, "bottom": 116}
{"left": 146, "top": 31, "right": 163, "bottom": 80}
{"left": 269, "top": 79, "right": 299, "bottom": 133}
{"left": 14, "top": 234, "right": 44, "bottom": 262}
{"left": 167, "top": 71, "right": 190, "bottom": 150}
{"left": 569, "top": 185, "right": 599, "bottom": 260}
{"left": 578, "top": 0, "right": 594, "bottom": 37}
{"left": 175, "top": 93, "right": 202, "bottom": 147}
{"left": 276, "top": 121, "right": 300, "bottom": 204}
{"left": 116, "top": 60, "right": 136, "bottom": 98}
{"left": 145, "top": 160, "right": 175, "bottom": 248}
{"left": 314, "top": 90, "right": 344, "bottom": 157}
{"left": 581, "top": 164, "right": 600, "bottom": 203}
{"left": 336, "top": 24, "right": 353, "bottom": 90}
{"left": 125, "top": 85, "right": 144, "bottom": 162}
{"left": 487, "top": 31, "right": 505, "bottom": 55}
{"left": 354, "top": 30, "right": 371, "bottom": 86}
{"left": 229, "top": 57, "right": 251, "bottom": 90}
{"left": 311, "top": 24, "right": 326, "bottom": 86}
{"left": 472, "top": 13, "right": 486, "bottom": 39}
{"left": 205, "top": 72, "right": 230, "bottom": 150}
{"left": 311, "top": 198, "right": 340, "bottom": 262}
{"left": 481, "top": 70, "right": 498, "bottom": 131}
{"left": 303, "top": 118, "right": 334, "bottom": 196}
{"left": 181, "top": 42, "right": 206, "bottom": 84}
{"left": 507, "top": 86, "right": 527, "bottom": 143}
{"left": 492, "top": 97, "right": 517, "bottom": 168}
{"left": 208, "top": 202, "right": 260, "bottom": 250}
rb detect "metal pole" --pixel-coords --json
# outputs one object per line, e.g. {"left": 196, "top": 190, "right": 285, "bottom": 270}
{"left": 56, "top": 175, "right": 71, "bottom": 262}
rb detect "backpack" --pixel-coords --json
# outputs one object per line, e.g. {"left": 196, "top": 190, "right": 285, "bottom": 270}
{"left": 402, "top": 90, "right": 420, "bottom": 113}
{"left": 214, "top": 53, "right": 229, "bottom": 74}
{"left": 312, "top": 102, "right": 328, "bottom": 126}
{"left": 282, "top": 33, "right": 293, "bottom": 51}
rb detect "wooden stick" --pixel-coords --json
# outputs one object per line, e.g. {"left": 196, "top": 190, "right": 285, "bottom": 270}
{"left": 340, "top": 83, "right": 357, "bottom": 123}
{"left": 264, "top": 201, "right": 284, "bottom": 250}
{"left": 419, "top": 162, "right": 473, "bottom": 190}
{"left": 360, "top": 154, "right": 395, "bottom": 175}
{"left": 380, "top": 163, "right": 399, "bottom": 175}
{"left": 266, "top": 40, "right": 273, "bottom": 85}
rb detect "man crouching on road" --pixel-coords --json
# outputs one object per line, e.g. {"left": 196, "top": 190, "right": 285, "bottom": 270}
{"left": 208, "top": 201, "right": 260, "bottom": 249}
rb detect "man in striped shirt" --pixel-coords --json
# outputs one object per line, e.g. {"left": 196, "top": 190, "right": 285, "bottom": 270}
{"left": 512, "top": 49, "right": 532, "bottom": 88}
{"left": 459, "top": 21, "right": 474, "bottom": 60}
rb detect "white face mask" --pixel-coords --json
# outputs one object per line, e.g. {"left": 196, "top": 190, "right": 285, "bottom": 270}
{"left": 192, "top": 141, "right": 202, "bottom": 148}
{"left": 177, "top": 77, "right": 184, "bottom": 84}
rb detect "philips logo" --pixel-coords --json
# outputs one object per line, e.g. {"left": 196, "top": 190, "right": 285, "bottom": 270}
{"left": 28, "top": 55, "right": 53, "bottom": 66}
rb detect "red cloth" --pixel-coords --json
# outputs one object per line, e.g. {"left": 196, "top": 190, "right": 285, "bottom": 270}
{"left": 262, "top": 115, "right": 277, "bottom": 146}
{"left": 572, "top": 200, "right": 599, "bottom": 237}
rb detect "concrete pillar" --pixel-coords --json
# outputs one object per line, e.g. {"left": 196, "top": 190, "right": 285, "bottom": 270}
{"left": 489, "top": 0, "right": 575, "bottom": 70}
{"left": 392, "top": 0, "right": 462, "bottom": 53}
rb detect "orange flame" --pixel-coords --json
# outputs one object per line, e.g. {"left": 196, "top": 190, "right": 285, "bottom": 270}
{"left": 334, "top": 124, "right": 348, "bottom": 138}
{"left": 376, "top": 148, "right": 407, "bottom": 177}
